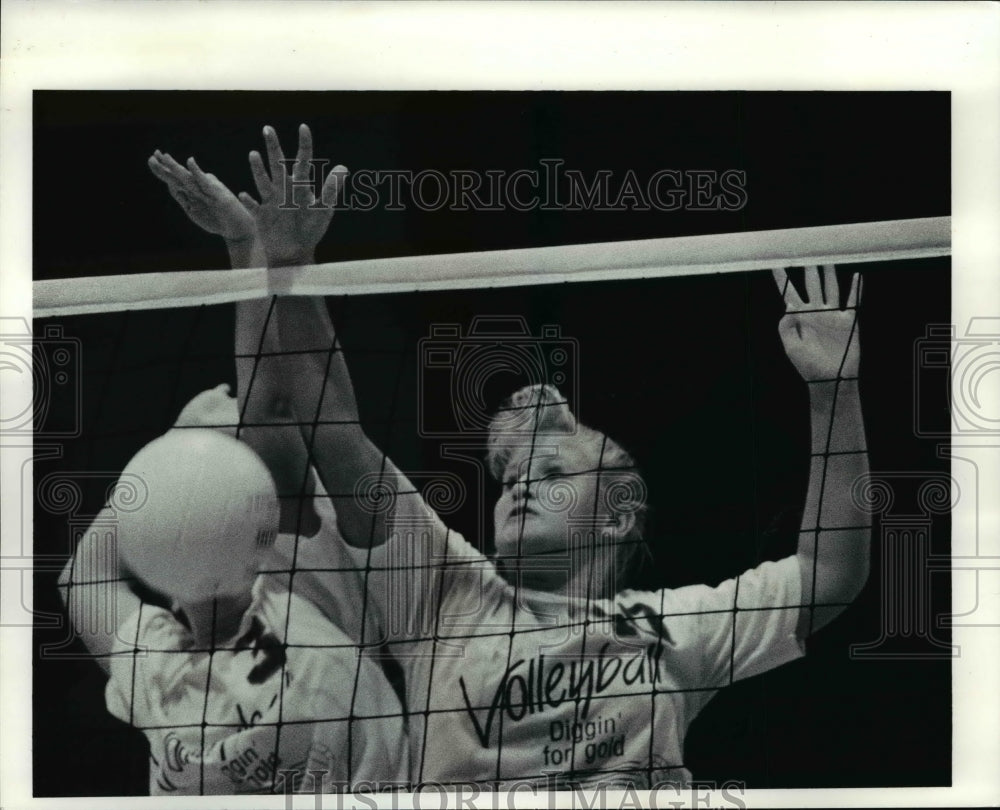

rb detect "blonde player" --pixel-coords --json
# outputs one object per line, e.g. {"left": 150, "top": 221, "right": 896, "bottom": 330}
{"left": 58, "top": 128, "right": 406, "bottom": 794}
{"left": 246, "top": 125, "right": 871, "bottom": 789}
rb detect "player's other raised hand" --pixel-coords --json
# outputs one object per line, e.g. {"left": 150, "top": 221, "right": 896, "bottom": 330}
{"left": 239, "top": 123, "right": 349, "bottom": 268}
{"left": 148, "top": 150, "right": 256, "bottom": 245}
{"left": 772, "top": 264, "right": 862, "bottom": 382}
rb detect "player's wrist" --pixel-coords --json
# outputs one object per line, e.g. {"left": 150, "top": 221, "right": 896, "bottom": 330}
{"left": 269, "top": 249, "right": 316, "bottom": 269}
{"left": 226, "top": 233, "right": 265, "bottom": 269}
{"left": 808, "top": 377, "right": 860, "bottom": 405}
{"left": 224, "top": 231, "right": 257, "bottom": 248}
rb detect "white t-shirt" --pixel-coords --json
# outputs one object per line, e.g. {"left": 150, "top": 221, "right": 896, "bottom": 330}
{"left": 351, "top": 524, "right": 804, "bottom": 790}
{"left": 106, "top": 498, "right": 407, "bottom": 795}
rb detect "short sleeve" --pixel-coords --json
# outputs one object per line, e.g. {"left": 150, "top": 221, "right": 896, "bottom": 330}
{"left": 674, "top": 556, "right": 806, "bottom": 690}
{"left": 105, "top": 604, "right": 188, "bottom": 728}
{"left": 341, "top": 524, "right": 507, "bottom": 655}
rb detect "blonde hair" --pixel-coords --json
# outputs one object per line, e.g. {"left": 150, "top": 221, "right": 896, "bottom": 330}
{"left": 485, "top": 384, "right": 650, "bottom": 589}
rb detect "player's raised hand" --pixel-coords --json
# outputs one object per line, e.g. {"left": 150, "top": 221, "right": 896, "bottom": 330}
{"left": 772, "top": 265, "right": 861, "bottom": 382}
{"left": 238, "top": 124, "right": 348, "bottom": 267}
{"left": 148, "top": 151, "right": 256, "bottom": 244}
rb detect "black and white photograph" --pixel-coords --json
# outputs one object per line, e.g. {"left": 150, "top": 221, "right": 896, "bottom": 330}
{"left": 2, "top": 4, "right": 998, "bottom": 809}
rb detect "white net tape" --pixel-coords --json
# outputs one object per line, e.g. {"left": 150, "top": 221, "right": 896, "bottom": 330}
{"left": 34, "top": 216, "right": 949, "bottom": 317}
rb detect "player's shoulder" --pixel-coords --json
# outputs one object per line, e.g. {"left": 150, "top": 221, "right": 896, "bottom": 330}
{"left": 112, "top": 602, "right": 189, "bottom": 653}
{"left": 615, "top": 582, "right": 704, "bottom": 615}
{"left": 612, "top": 578, "right": 740, "bottom": 632}
{"left": 627, "top": 555, "right": 802, "bottom": 614}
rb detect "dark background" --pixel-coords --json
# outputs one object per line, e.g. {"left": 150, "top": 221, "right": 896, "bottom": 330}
{"left": 32, "top": 91, "right": 951, "bottom": 794}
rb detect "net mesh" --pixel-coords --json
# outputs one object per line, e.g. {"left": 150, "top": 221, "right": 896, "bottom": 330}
{"left": 39, "top": 229, "right": 943, "bottom": 795}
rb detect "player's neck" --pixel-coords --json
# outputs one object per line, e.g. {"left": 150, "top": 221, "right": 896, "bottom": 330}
{"left": 558, "top": 563, "right": 614, "bottom": 602}
{"left": 504, "top": 561, "right": 613, "bottom": 603}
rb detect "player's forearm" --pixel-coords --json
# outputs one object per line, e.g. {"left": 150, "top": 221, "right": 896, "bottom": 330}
{"left": 226, "top": 234, "right": 266, "bottom": 271}
{"left": 271, "top": 292, "right": 441, "bottom": 550}
{"left": 272, "top": 294, "right": 394, "bottom": 547}
{"left": 231, "top": 234, "right": 286, "bottom": 420}
{"left": 274, "top": 293, "right": 361, "bottom": 426}
{"left": 231, "top": 238, "right": 325, "bottom": 531}
{"left": 797, "top": 380, "right": 871, "bottom": 632}
{"left": 802, "top": 380, "right": 868, "bottom": 526}
{"left": 235, "top": 298, "right": 283, "bottom": 416}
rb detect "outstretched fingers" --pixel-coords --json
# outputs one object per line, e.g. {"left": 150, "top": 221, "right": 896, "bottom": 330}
{"left": 186, "top": 157, "right": 214, "bottom": 195}
{"left": 152, "top": 151, "right": 189, "bottom": 180}
{"left": 147, "top": 155, "right": 174, "bottom": 185}
{"left": 846, "top": 272, "right": 863, "bottom": 308}
{"left": 248, "top": 125, "right": 291, "bottom": 203}
{"left": 149, "top": 153, "right": 199, "bottom": 212}
{"left": 821, "top": 264, "right": 839, "bottom": 309}
{"left": 161, "top": 151, "right": 189, "bottom": 175}
{"left": 237, "top": 191, "right": 260, "bottom": 213}
{"left": 249, "top": 150, "right": 274, "bottom": 202}
{"left": 149, "top": 152, "right": 188, "bottom": 190}
{"left": 150, "top": 152, "right": 228, "bottom": 209}
{"left": 772, "top": 267, "right": 805, "bottom": 311}
{"left": 321, "top": 164, "right": 349, "bottom": 207}
{"left": 292, "top": 123, "right": 313, "bottom": 184}
{"left": 803, "top": 265, "right": 824, "bottom": 307}
{"left": 187, "top": 157, "right": 234, "bottom": 201}
{"left": 263, "top": 125, "right": 288, "bottom": 185}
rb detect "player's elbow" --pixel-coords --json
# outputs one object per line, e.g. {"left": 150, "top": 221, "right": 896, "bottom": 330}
{"left": 840, "top": 568, "right": 867, "bottom": 606}
{"left": 804, "top": 534, "right": 870, "bottom": 610}
{"left": 828, "top": 546, "right": 870, "bottom": 606}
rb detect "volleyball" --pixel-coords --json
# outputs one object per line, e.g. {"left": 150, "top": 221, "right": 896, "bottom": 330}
{"left": 113, "top": 428, "right": 280, "bottom": 602}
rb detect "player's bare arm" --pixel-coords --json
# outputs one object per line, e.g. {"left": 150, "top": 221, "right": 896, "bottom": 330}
{"left": 772, "top": 265, "right": 870, "bottom": 637}
{"left": 239, "top": 124, "right": 441, "bottom": 552}
{"left": 149, "top": 143, "right": 320, "bottom": 534}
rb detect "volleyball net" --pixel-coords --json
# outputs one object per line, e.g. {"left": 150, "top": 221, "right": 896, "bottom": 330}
{"left": 38, "top": 216, "right": 950, "bottom": 794}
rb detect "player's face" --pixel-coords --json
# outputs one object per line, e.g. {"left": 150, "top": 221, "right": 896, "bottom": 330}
{"left": 493, "top": 434, "right": 617, "bottom": 576}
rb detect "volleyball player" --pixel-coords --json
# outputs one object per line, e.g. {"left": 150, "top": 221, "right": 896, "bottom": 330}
{"left": 57, "top": 129, "right": 406, "bottom": 794}
{"left": 244, "top": 124, "right": 871, "bottom": 789}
